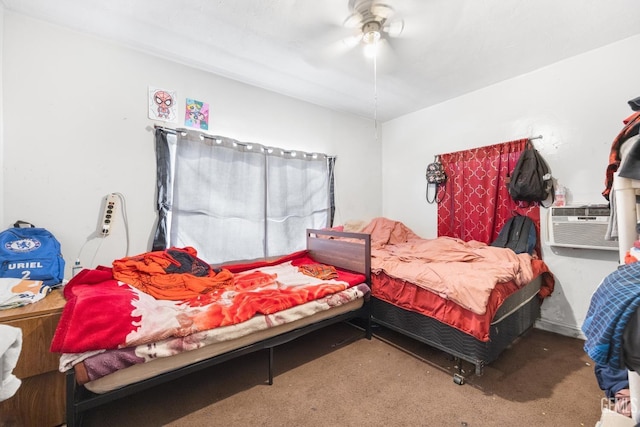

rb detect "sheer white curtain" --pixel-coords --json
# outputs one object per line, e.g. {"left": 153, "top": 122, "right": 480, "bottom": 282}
{"left": 153, "top": 128, "right": 335, "bottom": 264}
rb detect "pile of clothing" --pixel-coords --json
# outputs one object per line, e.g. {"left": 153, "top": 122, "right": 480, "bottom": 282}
{"left": 583, "top": 262, "right": 640, "bottom": 419}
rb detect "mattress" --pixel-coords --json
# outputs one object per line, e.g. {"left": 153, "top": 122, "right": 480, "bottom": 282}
{"left": 56, "top": 248, "right": 369, "bottom": 393}
{"left": 491, "top": 275, "right": 542, "bottom": 324}
{"left": 371, "top": 272, "right": 544, "bottom": 374}
{"left": 83, "top": 297, "right": 364, "bottom": 394}
{"left": 370, "top": 257, "right": 553, "bottom": 342}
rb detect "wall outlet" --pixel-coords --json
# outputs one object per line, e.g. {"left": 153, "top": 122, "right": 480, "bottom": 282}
{"left": 100, "top": 193, "right": 118, "bottom": 236}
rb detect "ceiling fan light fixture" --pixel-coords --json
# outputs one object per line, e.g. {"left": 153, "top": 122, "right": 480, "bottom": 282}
{"left": 362, "top": 29, "right": 381, "bottom": 45}
{"left": 361, "top": 21, "right": 381, "bottom": 45}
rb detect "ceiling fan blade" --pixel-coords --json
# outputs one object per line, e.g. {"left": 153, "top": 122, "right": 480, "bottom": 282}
{"left": 326, "top": 33, "right": 363, "bottom": 57}
{"left": 371, "top": 3, "right": 394, "bottom": 20}
{"left": 304, "top": 29, "right": 362, "bottom": 69}
{"left": 383, "top": 18, "right": 405, "bottom": 38}
{"left": 343, "top": 11, "right": 364, "bottom": 28}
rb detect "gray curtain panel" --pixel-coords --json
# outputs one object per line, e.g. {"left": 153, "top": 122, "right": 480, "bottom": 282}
{"left": 153, "top": 127, "right": 335, "bottom": 264}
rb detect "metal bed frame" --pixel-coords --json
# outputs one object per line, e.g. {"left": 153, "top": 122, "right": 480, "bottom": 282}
{"left": 65, "top": 229, "right": 371, "bottom": 426}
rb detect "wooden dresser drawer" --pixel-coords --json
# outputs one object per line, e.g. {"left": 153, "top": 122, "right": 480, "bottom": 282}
{"left": 0, "top": 289, "right": 66, "bottom": 427}
{"left": 0, "top": 370, "right": 66, "bottom": 426}
{"left": 5, "top": 311, "right": 62, "bottom": 378}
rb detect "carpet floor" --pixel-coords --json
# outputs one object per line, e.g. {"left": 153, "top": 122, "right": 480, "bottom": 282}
{"left": 81, "top": 322, "right": 605, "bottom": 427}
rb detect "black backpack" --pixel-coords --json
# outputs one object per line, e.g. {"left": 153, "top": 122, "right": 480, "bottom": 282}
{"left": 490, "top": 215, "right": 537, "bottom": 255}
{"left": 508, "top": 142, "right": 554, "bottom": 207}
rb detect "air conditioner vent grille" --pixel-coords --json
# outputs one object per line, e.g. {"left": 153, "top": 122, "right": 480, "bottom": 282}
{"left": 548, "top": 205, "right": 618, "bottom": 251}
{"left": 551, "top": 205, "right": 610, "bottom": 217}
{"left": 551, "top": 223, "right": 618, "bottom": 249}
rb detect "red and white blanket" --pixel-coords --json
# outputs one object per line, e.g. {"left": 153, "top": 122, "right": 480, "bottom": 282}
{"left": 51, "top": 250, "right": 368, "bottom": 378}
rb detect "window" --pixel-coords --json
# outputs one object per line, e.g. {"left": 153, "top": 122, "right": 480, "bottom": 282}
{"left": 153, "top": 128, "right": 335, "bottom": 264}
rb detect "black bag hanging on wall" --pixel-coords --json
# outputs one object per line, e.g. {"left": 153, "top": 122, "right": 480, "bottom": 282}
{"left": 490, "top": 214, "right": 537, "bottom": 255}
{"left": 426, "top": 155, "right": 447, "bottom": 204}
{"left": 508, "top": 141, "right": 554, "bottom": 207}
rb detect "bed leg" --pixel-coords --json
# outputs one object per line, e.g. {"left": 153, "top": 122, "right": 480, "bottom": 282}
{"left": 362, "top": 298, "right": 372, "bottom": 340}
{"left": 452, "top": 357, "right": 466, "bottom": 386}
{"left": 66, "top": 369, "right": 79, "bottom": 427}
{"left": 268, "top": 347, "right": 274, "bottom": 385}
{"left": 453, "top": 373, "right": 465, "bottom": 385}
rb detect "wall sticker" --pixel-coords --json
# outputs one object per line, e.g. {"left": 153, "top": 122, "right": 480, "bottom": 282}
{"left": 148, "top": 86, "right": 177, "bottom": 122}
{"left": 185, "top": 98, "right": 209, "bottom": 130}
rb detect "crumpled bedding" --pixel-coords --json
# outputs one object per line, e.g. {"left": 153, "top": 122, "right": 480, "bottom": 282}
{"left": 112, "top": 246, "right": 235, "bottom": 300}
{"left": 51, "top": 249, "right": 366, "bottom": 355}
{"left": 361, "top": 217, "right": 535, "bottom": 315}
{"left": 62, "top": 282, "right": 369, "bottom": 385}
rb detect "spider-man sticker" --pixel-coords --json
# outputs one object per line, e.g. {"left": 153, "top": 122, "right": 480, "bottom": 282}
{"left": 148, "top": 86, "right": 177, "bottom": 122}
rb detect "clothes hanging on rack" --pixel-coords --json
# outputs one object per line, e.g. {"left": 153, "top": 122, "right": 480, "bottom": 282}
{"left": 583, "top": 261, "right": 640, "bottom": 370}
{"left": 606, "top": 135, "right": 640, "bottom": 241}
{"left": 603, "top": 111, "right": 640, "bottom": 201}
{"left": 628, "top": 96, "right": 640, "bottom": 112}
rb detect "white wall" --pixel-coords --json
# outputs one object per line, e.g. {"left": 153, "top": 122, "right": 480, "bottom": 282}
{"left": 382, "top": 35, "right": 640, "bottom": 338}
{"left": 1, "top": 12, "right": 382, "bottom": 277}
{"left": 4, "top": 10, "right": 637, "bottom": 339}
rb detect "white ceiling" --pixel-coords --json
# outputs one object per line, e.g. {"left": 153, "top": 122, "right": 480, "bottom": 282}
{"left": 3, "top": 0, "right": 640, "bottom": 122}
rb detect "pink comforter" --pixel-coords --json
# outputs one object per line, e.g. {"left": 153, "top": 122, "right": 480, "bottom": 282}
{"left": 361, "top": 218, "right": 534, "bottom": 315}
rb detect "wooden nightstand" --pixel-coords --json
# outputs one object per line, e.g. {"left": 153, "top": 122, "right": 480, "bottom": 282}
{"left": 0, "top": 288, "right": 66, "bottom": 427}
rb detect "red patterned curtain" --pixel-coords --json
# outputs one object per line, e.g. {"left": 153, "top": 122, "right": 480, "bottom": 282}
{"left": 437, "top": 139, "right": 540, "bottom": 253}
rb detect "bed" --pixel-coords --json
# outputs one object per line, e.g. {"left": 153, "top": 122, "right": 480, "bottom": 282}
{"left": 350, "top": 217, "right": 555, "bottom": 382}
{"left": 54, "top": 229, "right": 371, "bottom": 427}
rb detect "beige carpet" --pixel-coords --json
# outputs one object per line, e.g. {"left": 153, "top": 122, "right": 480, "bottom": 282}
{"left": 82, "top": 322, "right": 605, "bottom": 427}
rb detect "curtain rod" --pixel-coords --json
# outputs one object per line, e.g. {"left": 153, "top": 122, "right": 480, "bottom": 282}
{"left": 156, "top": 124, "right": 544, "bottom": 145}
{"left": 153, "top": 124, "right": 178, "bottom": 134}
{"left": 152, "top": 124, "right": 336, "bottom": 160}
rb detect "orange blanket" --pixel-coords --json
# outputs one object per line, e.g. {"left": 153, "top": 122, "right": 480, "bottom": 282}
{"left": 112, "top": 247, "right": 234, "bottom": 300}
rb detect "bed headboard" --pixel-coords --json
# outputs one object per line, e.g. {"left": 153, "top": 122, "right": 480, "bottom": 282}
{"left": 306, "top": 229, "right": 371, "bottom": 284}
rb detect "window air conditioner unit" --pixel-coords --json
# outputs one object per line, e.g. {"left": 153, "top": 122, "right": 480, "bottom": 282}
{"left": 547, "top": 205, "right": 619, "bottom": 251}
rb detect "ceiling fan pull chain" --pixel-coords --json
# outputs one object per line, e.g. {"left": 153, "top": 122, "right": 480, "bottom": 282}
{"left": 373, "top": 41, "right": 378, "bottom": 142}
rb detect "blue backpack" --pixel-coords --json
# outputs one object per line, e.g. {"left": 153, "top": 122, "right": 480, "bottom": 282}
{"left": 0, "top": 221, "right": 65, "bottom": 286}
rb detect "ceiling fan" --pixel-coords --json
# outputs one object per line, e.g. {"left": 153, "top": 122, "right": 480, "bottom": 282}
{"left": 305, "top": 0, "right": 407, "bottom": 123}
{"left": 342, "top": 0, "right": 405, "bottom": 58}
{"left": 342, "top": 1, "right": 406, "bottom": 125}
{"left": 307, "top": 0, "right": 405, "bottom": 67}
